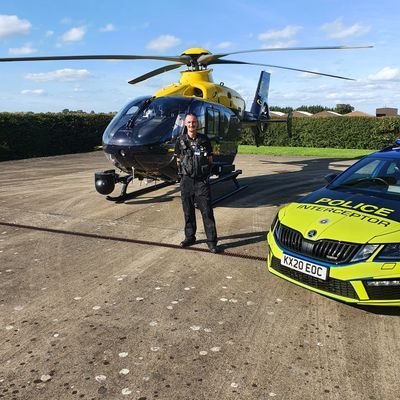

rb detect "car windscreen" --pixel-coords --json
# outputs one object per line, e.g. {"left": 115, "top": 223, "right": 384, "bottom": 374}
{"left": 329, "top": 156, "right": 400, "bottom": 200}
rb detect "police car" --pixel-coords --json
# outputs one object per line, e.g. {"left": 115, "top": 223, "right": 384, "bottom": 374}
{"left": 267, "top": 140, "right": 400, "bottom": 306}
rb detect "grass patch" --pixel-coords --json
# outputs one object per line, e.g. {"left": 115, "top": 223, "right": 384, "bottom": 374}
{"left": 238, "top": 145, "right": 375, "bottom": 158}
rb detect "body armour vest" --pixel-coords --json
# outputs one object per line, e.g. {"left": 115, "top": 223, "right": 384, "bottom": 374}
{"left": 177, "top": 134, "right": 211, "bottom": 179}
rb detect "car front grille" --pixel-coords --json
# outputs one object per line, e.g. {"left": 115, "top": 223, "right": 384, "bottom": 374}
{"left": 270, "top": 256, "right": 358, "bottom": 300}
{"left": 274, "top": 221, "right": 360, "bottom": 264}
{"left": 363, "top": 282, "right": 400, "bottom": 300}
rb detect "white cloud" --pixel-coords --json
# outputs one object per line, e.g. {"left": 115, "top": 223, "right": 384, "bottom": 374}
{"left": 60, "top": 17, "right": 73, "bottom": 25}
{"left": 321, "top": 18, "right": 370, "bottom": 39}
{"left": 216, "top": 41, "right": 233, "bottom": 49}
{"left": 0, "top": 15, "right": 31, "bottom": 39}
{"left": 299, "top": 70, "right": 322, "bottom": 79}
{"left": 258, "top": 25, "right": 302, "bottom": 42}
{"left": 24, "top": 68, "right": 91, "bottom": 82}
{"left": 62, "top": 26, "right": 86, "bottom": 42}
{"left": 368, "top": 67, "right": 400, "bottom": 81}
{"left": 46, "top": 30, "right": 54, "bottom": 37}
{"left": 100, "top": 23, "right": 115, "bottom": 32}
{"left": 260, "top": 40, "right": 297, "bottom": 49}
{"left": 21, "top": 89, "right": 46, "bottom": 95}
{"left": 326, "top": 89, "right": 376, "bottom": 102}
{"left": 147, "top": 35, "right": 181, "bottom": 51}
{"left": 9, "top": 43, "right": 37, "bottom": 55}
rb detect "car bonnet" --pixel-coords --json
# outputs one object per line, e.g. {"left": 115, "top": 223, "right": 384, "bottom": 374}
{"left": 279, "top": 188, "right": 400, "bottom": 243}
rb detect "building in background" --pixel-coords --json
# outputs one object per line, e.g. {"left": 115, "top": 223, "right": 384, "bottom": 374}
{"left": 269, "top": 107, "right": 398, "bottom": 118}
{"left": 344, "top": 111, "right": 373, "bottom": 117}
{"left": 376, "top": 107, "right": 398, "bottom": 117}
{"left": 312, "top": 111, "right": 342, "bottom": 117}
{"left": 269, "top": 111, "right": 287, "bottom": 118}
{"left": 292, "top": 110, "right": 313, "bottom": 117}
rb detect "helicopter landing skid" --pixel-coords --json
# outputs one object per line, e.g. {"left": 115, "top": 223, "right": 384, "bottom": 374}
{"left": 209, "top": 169, "right": 247, "bottom": 205}
{"left": 106, "top": 174, "right": 173, "bottom": 203}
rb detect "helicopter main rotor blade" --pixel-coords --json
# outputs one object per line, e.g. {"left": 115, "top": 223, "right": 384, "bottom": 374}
{"left": 0, "top": 54, "right": 190, "bottom": 64}
{"left": 0, "top": 46, "right": 372, "bottom": 83}
{"left": 209, "top": 59, "right": 355, "bottom": 80}
{"left": 128, "top": 63, "right": 183, "bottom": 84}
{"left": 198, "top": 45, "right": 373, "bottom": 65}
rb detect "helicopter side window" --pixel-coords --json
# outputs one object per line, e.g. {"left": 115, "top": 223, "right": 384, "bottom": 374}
{"left": 207, "top": 108, "right": 219, "bottom": 136}
{"left": 220, "top": 110, "right": 229, "bottom": 135}
{"left": 206, "top": 107, "right": 220, "bottom": 140}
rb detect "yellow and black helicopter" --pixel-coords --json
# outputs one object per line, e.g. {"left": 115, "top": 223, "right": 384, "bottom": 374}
{"left": 0, "top": 45, "right": 371, "bottom": 203}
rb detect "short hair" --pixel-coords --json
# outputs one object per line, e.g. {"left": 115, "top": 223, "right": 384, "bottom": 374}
{"left": 185, "top": 112, "right": 197, "bottom": 120}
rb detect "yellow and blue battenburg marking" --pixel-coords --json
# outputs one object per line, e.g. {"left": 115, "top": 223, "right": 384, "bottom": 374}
{"left": 267, "top": 187, "right": 400, "bottom": 306}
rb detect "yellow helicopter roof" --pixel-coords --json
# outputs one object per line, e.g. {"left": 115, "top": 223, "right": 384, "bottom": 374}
{"left": 180, "top": 48, "right": 211, "bottom": 56}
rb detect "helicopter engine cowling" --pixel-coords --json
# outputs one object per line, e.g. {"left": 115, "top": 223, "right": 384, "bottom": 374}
{"left": 95, "top": 170, "right": 116, "bottom": 195}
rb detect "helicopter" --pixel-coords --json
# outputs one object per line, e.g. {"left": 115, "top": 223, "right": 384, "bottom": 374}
{"left": 0, "top": 45, "right": 372, "bottom": 203}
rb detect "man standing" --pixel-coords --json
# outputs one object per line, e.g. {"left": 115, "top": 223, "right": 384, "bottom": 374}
{"left": 174, "top": 113, "right": 218, "bottom": 253}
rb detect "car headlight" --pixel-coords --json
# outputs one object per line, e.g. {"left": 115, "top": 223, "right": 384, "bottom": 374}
{"left": 365, "top": 280, "right": 400, "bottom": 287}
{"left": 351, "top": 244, "right": 379, "bottom": 262}
{"left": 270, "top": 214, "right": 279, "bottom": 232}
{"left": 375, "top": 244, "right": 400, "bottom": 261}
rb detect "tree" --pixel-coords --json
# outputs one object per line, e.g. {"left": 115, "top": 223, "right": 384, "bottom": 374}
{"left": 270, "top": 103, "right": 355, "bottom": 115}
{"left": 334, "top": 104, "right": 354, "bottom": 114}
{"left": 270, "top": 106, "right": 294, "bottom": 113}
{"left": 296, "top": 105, "right": 328, "bottom": 114}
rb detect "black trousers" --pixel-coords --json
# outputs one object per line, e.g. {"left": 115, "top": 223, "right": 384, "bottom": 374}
{"left": 180, "top": 175, "right": 217, "bottom": 245}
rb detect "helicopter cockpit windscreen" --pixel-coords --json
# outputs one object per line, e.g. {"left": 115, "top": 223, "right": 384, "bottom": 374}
{"left": 102, "top": 96, "right": 151, "bottom": 144}
{"left": 103, "top": 96, "right": 193, "bottom": 146}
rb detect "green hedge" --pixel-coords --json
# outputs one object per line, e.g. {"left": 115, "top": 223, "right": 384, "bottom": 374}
{"left": 0, "top": 113, "right": 113, "bottom": 161}
{"left": 241, "top": 116, "right": 400, "bottom": 149}
{"left": 1, "top": 113, "right": 400, "bottom": 162}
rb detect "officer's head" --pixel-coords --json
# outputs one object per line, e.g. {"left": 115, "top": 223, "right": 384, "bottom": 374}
{"left": 184, "top": 113, "right": 198, "bottom": 139}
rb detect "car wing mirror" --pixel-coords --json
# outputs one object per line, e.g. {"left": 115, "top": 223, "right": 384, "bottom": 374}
{"left": 324, "top": 172, "right": 339, "bottom": 184}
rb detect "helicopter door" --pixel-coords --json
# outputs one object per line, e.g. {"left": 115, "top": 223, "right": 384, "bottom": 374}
{"left": 206, "top": 106, "right": 234, "bottom": 162}
{"left": 206, "top": 107, "right": 220, "bottom": 143}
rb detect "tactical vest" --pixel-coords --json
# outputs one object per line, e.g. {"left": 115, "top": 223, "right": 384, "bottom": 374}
{"left": 178, "top": 134, "right": 211, "bottom": 179}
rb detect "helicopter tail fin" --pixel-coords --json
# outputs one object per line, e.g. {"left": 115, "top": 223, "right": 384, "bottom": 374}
{"left": 250, "top": 70, "right": 271, "bottom": 118}
{"left": 244, "top": 71, "right": 271, "bottom": 146}
{"left": 245, "top": 70, "right": 292, "bottom": 145}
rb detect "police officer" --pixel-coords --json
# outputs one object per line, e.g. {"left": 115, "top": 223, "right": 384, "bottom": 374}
{"left": 174, "top": 113, "right": 218, "bottom": 253}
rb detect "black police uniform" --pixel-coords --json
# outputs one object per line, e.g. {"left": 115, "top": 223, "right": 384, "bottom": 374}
{"left": 174, "top": 133, "right": 218, "bottom": 250}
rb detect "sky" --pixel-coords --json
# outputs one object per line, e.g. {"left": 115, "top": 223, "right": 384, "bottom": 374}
{"left": 0, "top": 0, "right": 399, "bottom": 114}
